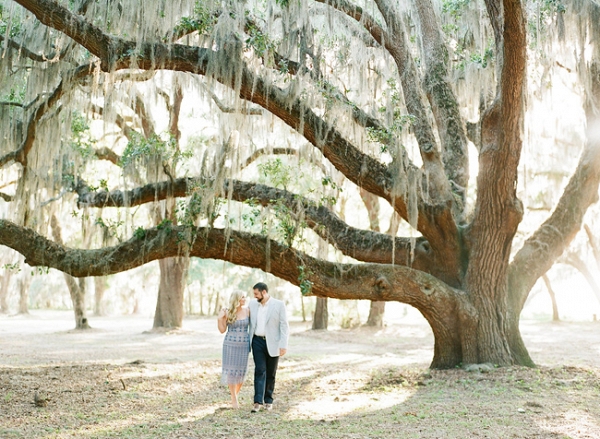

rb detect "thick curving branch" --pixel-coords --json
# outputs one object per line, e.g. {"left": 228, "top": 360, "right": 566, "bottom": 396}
{"left": 314, "top": 0, "right": 388, "bottom": 47}
{"left": 0, "top": 217, "right": 461, "bottom": 308}
{"left": 74, "top": 177, "right": 434, "bottom": 266}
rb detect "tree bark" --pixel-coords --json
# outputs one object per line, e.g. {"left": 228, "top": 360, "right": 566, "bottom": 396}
{"left": 365, "top": 301, "right": 385, "bottom": 328}
{"left": 153, "top": 257, "right": 187, "bottom": 329}
{"left": 312, "top": 297, "right": 328, "bottom": 330}
{"left": 50, "top": 215, "right": 91, "bottom": 329}
{"left": 94, "top": 276, "right": 108, "bottom": 316}
{"left": 0, "top": 268, "right": 12, "bottom": 313}
{"left": 17, "top": 271, "right": 30, "bottom": 315}
{"left": 541, "top": 274, "right": 560, "bottom": 321}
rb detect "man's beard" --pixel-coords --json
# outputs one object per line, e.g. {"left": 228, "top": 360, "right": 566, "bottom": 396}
{"left": 257, "top": 293, "right": 263, "bottom": 303}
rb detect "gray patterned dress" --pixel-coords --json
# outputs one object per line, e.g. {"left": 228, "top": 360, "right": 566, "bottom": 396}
{"left": 221, "top": 316, "right": 250, "bottom": 385}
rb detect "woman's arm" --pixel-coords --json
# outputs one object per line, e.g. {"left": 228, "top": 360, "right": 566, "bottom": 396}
{"left": 217, "top": 308, "right": 227, "bottom": 334}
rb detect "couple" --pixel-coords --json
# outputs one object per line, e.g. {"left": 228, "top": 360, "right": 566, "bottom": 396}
{"left": 217, "top": 282, "right": 289, "bottom": 412}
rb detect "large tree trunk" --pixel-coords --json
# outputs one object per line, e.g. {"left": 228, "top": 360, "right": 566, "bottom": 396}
{"left": 312, "top": 297, "right": 328, "bottom": 330}
{"left": 153, "top": 257, "right": 187, "bottom": 329}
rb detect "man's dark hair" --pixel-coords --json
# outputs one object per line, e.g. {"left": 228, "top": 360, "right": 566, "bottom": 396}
{"left": 253, "top": 282, "right": 268, "bottom": 292}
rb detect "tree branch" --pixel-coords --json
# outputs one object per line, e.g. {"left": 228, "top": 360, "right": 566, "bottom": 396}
{"left": 201, "top": 83, "right": 263, "bottom": 115}
{"left": 0, "top": 218, "right": 463, "bottom": 315}
{"left": 93, "top": 147, "right": 121, "bottom": 165}
{"left": 584, "top": 224, "right": 600, "bottom": 271}
{"left": 242, "top": 147, "right": 298, "bottom": 168}
{"left": 0, "top": 63, "right": 93, "bottom": 169}
{"left": 0, "top": 192, "right": 14, "bottom": 202}
{"left": 75, "top": 177, "right": 455, "bottom": 281}
{"left": 314, "top": 0, "right": 388, "bottom": 47}
{"left": 0, "top": 34, "right": 55, "bottom": 62}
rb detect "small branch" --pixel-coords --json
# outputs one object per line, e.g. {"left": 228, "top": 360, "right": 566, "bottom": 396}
{"left": 40, "top": 189, "right": 69, "bottom": 207}
{"left": 0, "top": 192, "right": 14, "bottom": 202}
{"left": 112, "top": 70, "right": 156, "bottom": 83}
{"left": 242, "top": 147, "right": 297, "bottom": 168}
{"left": 94, "top": 147, "right": 121, "bottom": 165}
{"left": 0, "top": 101, "right": 24, "bottom": 108}
{"left": 0, "top": 180, "right": 18, "bottom": 190}
{"left": 0, "top": 35, "right": 53, "bottom": 62}
{"left": 202, "top": 84, "right": 263, "bottom": 115}
{"left": 90, "top": 104, "right": 135, "bottom": 140}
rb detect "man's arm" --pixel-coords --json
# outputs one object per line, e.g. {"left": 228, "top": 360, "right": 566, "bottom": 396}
{"left": 279, "top": 301, "right": 289, "bottom": 356}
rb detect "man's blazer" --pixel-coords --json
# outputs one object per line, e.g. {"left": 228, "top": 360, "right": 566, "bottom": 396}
{"left": 249, "top": 298, "right": 289, "bottom": 357}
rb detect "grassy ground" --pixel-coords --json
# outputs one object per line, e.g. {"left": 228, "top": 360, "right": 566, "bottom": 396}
{"left": 1, "top": 312, "right": 599, "bottom": 438}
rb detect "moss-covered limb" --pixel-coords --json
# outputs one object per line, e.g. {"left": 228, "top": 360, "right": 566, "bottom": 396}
{"left": 76, "top": 177, "right": 441, "bottom": 272}
{"left": 321, "top": 0, "right": 452, "bottom": 193}
{"left": 368, "top": 0, "right": 454, "bottom": 215}
{"left": 0, "top": 217, "right": 462, "bottom": 307}
{"left": 414, "top": 0, "right": 470, "bottom": 214}
{"left": 13, "top": 0, "right": 113, "bottom": 68}
{"left": 0, "top": 63, "right": 92, "bottom": 169}
{"left": 0, "top": 34, "right": 53, "bottom": 62}
{"left": 91, "top": 147, "right": 120, "bottom": 165}
{"left": 89, "top": 104, "right": 136, "bottom": 140}
{"left": 313, "top": 0, "right": 388, "bottom": 47}
{"left": 242, "top": 147, "right": 298, "bottom": 168}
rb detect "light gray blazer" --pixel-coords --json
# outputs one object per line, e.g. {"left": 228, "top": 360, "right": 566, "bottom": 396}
{"left": 248, "top": 297, "right": 289, "bottom": 357}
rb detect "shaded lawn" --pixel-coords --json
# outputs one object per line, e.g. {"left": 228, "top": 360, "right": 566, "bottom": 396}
{"left": 1, "top": 358, "right": 599, "bottom": 439}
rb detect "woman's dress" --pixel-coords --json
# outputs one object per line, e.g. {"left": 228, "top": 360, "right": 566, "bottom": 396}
{"left": 221, "top": 316, "right": 250, "bottom": 385}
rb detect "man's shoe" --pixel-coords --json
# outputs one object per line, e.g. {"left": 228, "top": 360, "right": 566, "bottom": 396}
{"left": 264, "top": 403, "right": 273, "bottom": 411}
{"left": 251, "top": 403, "right": 261, "bottom": 413}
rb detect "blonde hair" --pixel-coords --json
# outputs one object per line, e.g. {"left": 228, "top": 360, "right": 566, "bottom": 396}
{"left": 226, "top": 291, "right": 246, "bottom": 324}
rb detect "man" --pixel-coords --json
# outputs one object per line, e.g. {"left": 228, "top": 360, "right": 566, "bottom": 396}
{"left": 248, "top": 282, "right": 289, "bottom": 412}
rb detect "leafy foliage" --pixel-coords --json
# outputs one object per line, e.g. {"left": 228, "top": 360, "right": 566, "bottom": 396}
{"left": 173, "top": 2, "right": 217, "bottom": 37}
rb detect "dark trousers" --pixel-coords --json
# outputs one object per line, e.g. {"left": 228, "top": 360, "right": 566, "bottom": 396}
{"left": 252, "top": 336, "right": 279, "bottom": 404}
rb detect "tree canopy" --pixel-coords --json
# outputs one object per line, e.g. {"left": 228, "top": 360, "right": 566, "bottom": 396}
{"left": 1, "top": 0, "right": 599, "bottom": 368}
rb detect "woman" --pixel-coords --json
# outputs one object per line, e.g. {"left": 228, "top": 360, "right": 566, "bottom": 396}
{"left": 217, "top": 291, "right": 250, "bottom": 408}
